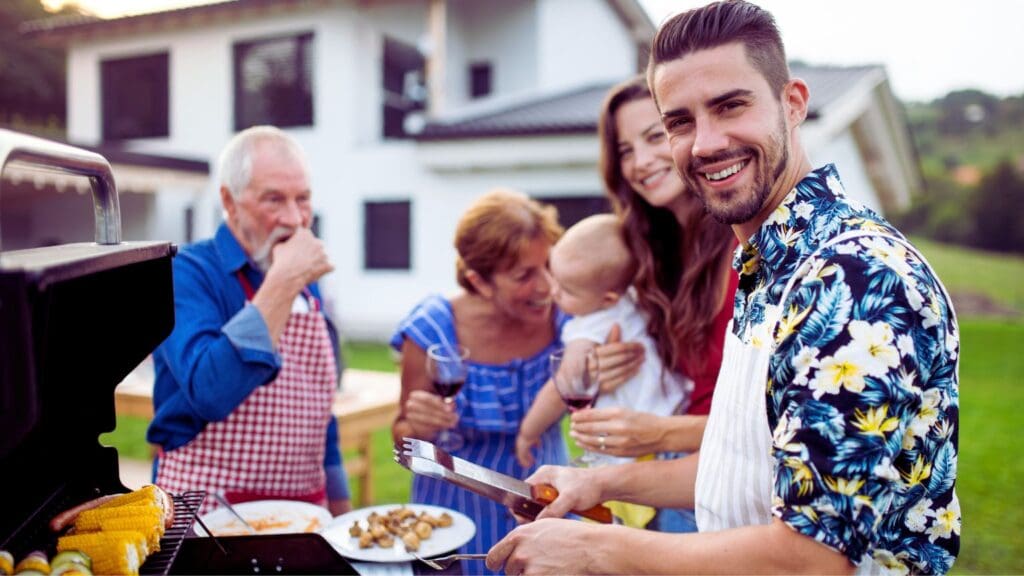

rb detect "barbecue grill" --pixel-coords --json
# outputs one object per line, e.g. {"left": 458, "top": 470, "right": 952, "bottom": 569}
{"left": 0, "top": 129, "right": 364, "bottom": 575}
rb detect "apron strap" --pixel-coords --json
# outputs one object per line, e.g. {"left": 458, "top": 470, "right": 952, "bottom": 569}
{"left": 235, "top": 270, "right": 320, "bottom": 311}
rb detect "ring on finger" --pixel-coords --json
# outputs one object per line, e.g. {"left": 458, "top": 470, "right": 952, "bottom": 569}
{"left": 599, "top": 432, "right": 608, "bottom": 451}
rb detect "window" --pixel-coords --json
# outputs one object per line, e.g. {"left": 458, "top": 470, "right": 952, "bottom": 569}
{"left": 382, "top": 37, "right": 426, "bottom": 139}
{"left": 540, "top": 195, "right": 610, "bottom": 228}
{"left": 469, "top": 61, "right": 492, "bottom": 99}
{"left": 234, "top": 32, "right": 314, "bottom": 130}
{"left": 101, "top": 53, "right": 169, "bottom": 141}
{"left": 364, "top": 200, "right": 411, "bottom": 270}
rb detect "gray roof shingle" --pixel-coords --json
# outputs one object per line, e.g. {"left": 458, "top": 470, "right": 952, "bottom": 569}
{"left": 417, "top": 63, "right": 885, "bottom": 141}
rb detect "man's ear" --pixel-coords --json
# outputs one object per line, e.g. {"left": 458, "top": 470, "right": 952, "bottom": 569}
{"left": 782, "top": 78, "right": 810, "bottom": 128}
{"left": 465, "top": 269, "right": 494, "bottom": 299}
{"left": 220, "top": 186, "right": 237, "bottom": 222}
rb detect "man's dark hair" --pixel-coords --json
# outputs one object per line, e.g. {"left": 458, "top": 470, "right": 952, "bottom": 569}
{"left": 647, "top": 0, "right": 789, "bottom": 97}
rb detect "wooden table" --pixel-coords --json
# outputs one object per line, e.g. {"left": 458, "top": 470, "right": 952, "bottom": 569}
{"left": 114, "top": 365, "right": 400, "bottom": 507}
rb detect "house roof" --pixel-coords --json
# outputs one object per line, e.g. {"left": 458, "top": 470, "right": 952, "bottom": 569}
{"left": 21, "top": 0, "right": 653, "bottom": 43}
{"left": 76, "top": 143, "right": 209, "bottom": 174}
{"left": 416, "top": 63, "right": 885, "bottom": 141}
{"left": 1, "top": 136, "right": 209, "bottom": 196}
{"left": 22, "top": 0, "right": 333, "bottom": 41}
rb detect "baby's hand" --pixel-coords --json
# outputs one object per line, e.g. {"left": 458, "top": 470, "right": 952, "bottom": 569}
{"left": 515, "top": 432, "right": 538, "bottom": 468}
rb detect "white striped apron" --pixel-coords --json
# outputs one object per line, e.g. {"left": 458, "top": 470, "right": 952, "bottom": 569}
{"left": 694, "top": 230, "right": 957, "bottom": 574}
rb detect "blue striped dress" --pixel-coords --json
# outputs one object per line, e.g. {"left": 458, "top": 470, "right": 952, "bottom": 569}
{"left": 390, "top": 294, "right": 569, "bottom": 570}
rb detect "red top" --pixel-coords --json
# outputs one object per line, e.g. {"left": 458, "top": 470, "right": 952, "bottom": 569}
{"left": 677, "top": 268, "right": 739, "bottom": 415}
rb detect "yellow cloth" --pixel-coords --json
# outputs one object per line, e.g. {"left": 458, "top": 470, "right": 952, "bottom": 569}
{"left": 605, "top": 500, "right": 656, "bottom": 528}
{"left": 603, "top": 453, "right": 656, "bottom": 528}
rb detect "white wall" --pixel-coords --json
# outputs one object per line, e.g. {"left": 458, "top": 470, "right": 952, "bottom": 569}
{"left": 536, "top": 0, "right": 635, "bottom": 91}
{"left": 811, "top": 129, "right": 882, "bottom": 214}
{"left": 336, "top": 134, "right": 604, "bottom": 340}
{"left": 447, "top": 0, "right": 537, "bottom": 109}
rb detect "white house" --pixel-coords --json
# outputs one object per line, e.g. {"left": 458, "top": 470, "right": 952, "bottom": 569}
{"left": 18, "top": 0, "right": 920, "bottom": 341}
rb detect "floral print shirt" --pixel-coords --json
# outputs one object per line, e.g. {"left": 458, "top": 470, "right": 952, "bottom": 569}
{"left": 733, "top": 164, "right": 960, "bottom": 574}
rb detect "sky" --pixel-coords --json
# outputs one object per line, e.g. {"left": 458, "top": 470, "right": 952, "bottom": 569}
{"left": 45, "top": 0, "right": 1024, "bottom": 102}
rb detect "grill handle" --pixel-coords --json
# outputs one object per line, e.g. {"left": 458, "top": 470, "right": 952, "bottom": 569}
{"left": 0, "top": 128, "right": 121, "bottom": 249}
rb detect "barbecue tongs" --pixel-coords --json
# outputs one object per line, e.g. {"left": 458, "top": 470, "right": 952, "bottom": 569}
{"left": 395, "top": 437, "right": 612, "bottom": 524}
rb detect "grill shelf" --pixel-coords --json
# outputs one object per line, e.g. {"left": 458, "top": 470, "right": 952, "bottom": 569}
{"left": 140, "top": 491, "right": 204, "bottom": 575}
{"left": 0, "top": 488, "right": 201, "bottom": 576}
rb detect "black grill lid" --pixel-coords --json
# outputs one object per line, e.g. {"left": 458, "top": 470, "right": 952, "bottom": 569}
{"left": 0, "top": 129, "right": 175, "bottom": 558}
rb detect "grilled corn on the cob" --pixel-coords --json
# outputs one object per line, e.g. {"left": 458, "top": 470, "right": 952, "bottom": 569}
{"left": 57, "top": 537, "right": 140, "bottom": 576}
{"left": 74, "top": 505, "right": 164, "bottom": 550}
{"left": 96, "top": 485, "right": 170, "bottom": 526}
{"left": 58, "top": 530, "right": 149, "bottom": 565}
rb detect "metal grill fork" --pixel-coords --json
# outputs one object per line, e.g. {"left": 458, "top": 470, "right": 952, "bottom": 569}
{"left": 411, "top": 552, "right": 488, "bottom": 570}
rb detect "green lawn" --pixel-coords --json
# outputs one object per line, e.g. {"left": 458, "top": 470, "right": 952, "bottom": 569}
{"left": 912, "top": 236, "right": 1024, "bottom": 314}
{"left": 949, "top": 318, "right": 1023, "bottom": 574}
{"left": 100, "top": 238, "right": 1023, "bottom": 573}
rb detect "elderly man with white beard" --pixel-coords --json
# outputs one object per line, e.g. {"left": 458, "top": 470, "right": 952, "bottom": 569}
{"left": 149, "top": 125, "right": 351, "bottom": 516}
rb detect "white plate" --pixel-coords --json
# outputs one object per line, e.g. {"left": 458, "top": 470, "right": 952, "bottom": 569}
{"left": 195, "top": 500, "right": 332, "bottom": 537}
{"left": 321, "top": 504, "right": 476, "bottom": 563}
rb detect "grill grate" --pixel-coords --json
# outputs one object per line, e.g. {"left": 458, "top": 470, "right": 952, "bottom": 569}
{"left": 140, "top": 491, "right": 204, "bottom": 576}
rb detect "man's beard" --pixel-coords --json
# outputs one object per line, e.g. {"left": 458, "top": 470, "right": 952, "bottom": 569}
{"left": 685, "top": 115, "right": 789, "bottom": 225}
{"left": 251, "top": 226, "right": 296, "bottom": 273}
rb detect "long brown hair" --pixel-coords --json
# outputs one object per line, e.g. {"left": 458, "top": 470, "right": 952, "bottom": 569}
{"left": 599, "top": 76, "right": 734, "bottom": 377}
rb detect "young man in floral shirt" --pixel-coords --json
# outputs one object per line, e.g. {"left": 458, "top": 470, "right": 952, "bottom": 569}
{"left": 486, "top": 1, "right": 959, "bottom": 574}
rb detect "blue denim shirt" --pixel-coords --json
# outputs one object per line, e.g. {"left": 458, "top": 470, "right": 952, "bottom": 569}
{"left": 148, "top": 223, "right": 349, "bottom": 500}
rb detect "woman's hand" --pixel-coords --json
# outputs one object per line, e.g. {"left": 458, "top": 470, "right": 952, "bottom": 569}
{"left": 401, "top": 389, "right": 458, "bottom": 440}
{"left": 570, "top": 407, "right": 669, "bottom": 457}
{"left": 593, "top": 324, "right": 644, "bottom": 394}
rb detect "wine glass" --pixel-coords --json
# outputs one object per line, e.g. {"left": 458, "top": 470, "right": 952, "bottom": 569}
{"left": 425, "top": 343, "right": 469, "bottom": 451}
{"left": 550, "top": 346, "right": 600, "bottom": 466}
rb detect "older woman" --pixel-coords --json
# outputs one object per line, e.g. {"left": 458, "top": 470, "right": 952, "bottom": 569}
{"left": 391, "top": 189, "right": 640, "bottom": 568}
{"left": 567, "top": 76, "right": 739, "bottom": 531}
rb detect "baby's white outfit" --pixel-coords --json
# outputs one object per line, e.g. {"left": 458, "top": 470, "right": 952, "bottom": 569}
{"left": 562, "top": 290, "right": 693, "bottom": 465}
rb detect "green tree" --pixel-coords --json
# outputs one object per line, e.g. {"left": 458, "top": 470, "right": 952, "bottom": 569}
{"left": 934, "top": 89, "right": 1000, "bottom": 137}
{"left": 968, "top": 160, "right": 1024, "bottom": 254}
{"left": 0, "top": 1, "right": 86, "bottom": 127}
{"left": 893, "top": 175, "right": 973, "bottom": 245}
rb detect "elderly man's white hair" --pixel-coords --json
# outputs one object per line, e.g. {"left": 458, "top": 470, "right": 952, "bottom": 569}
{"left": 218, "top": 125, "right": 309, "bottom": 198}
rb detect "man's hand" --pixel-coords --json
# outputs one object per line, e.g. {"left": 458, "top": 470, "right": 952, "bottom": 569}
{"left": 268, "top": 227, "right": 334, "bottom": 290}
{"left": 487, "top": 518, "right": 600, "bottom": 575}
{"left": 252, "top": 227, "right": 334, "bottom": 345}
{"left": 593, "top": 324, "right": 644, "bottom": 393}
{"left": 526, "top": 465, "right": 605, "bottom": 520}
{"left": 401, "top": 389, "right": 458, "bottom": 439}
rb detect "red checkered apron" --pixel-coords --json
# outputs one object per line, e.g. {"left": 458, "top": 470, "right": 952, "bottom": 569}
{"left": 156, "top": 273, "right": 337, "bottom": 514}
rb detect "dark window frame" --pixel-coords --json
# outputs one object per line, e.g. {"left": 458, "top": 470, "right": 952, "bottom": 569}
{"left": 469, "top": 61, "right": 493, "bottom": 99}
{"left": 382, "top": 37, "right": 426, "bottom": 139}
{"left": 538, "top": 195, "right": 610, "bottom": 229}
{"left": 363, "top": 199, "right": 412, "bottom": 271}
{"left": 101, "top": 52, "right": 170, "bottom": 141}
{"left": 233, "top": 31, "right": 315, "bottom": 131}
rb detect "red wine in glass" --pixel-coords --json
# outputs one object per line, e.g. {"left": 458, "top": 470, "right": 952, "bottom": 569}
{"left": 562, "top": 393, "right": 596, "bottom": 412}
{"left": 433, "top": 378, "right": 465, "bottom": 399}
{"left": 550, "top": 346, "right": 601, "bottom": 466}
{"left": 426, "top": 344, "right": 469, "bottom": 451}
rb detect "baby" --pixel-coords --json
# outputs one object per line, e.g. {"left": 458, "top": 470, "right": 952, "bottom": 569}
{"left": 516, "top": 214, "right": 691, "bottom": 468}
